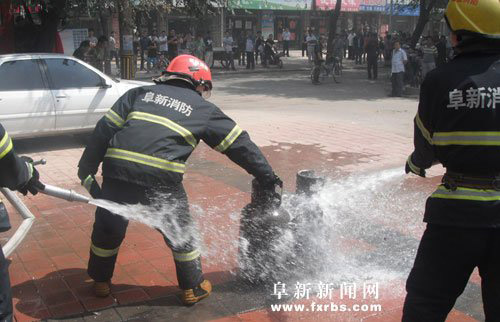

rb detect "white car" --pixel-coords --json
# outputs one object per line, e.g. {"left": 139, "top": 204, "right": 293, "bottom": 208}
{"left": 0, "top": 53, "right": 149, "bottom": 138}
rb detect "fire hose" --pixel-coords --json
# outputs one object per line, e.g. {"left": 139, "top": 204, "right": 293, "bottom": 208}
{"left": 33, "top": 159, "right": 91, "bottom": 203}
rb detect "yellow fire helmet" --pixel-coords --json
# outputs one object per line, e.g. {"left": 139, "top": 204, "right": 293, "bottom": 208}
{"left": 445, "top": 0, "right": 500, "bottom": 39}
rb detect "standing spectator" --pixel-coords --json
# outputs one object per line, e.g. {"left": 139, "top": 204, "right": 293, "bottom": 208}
{"left": 192, "top": 34, "right": 205, "bottom": 60}
{"left": 133, "top": 31, "right": 140, "bottom": 71}
{"left": 139, "top": 30, "right": 150, "bottom": 71}
{"left": 361, "top": 30, "right": 367, "bottom": 64}
{"left": 204, "top": 31, "right": 214, "bottom": 67}
{"left": 263, "top": 34, "right": 275, "bottom": 67}
{"left": 390, "top": 40, "right": 407, "bottom": 97}
{"left": 378, "top": 36, "right": 385, "bottom": 62}
{"left": 147, "top": 39, "right": 158, "bottom": 73}
{"left": 311, "top": 38, "right": 324, "bottom": 85}
{"left": 87, "top": 28, "right": 98, "bottom": 47}
{"left": 158, "top": 30, "right": 169, "bottom": 58}
{"left": 223, "top": 31, "right": 236, "bottom": 70}
{"left": 354, "top": 31, "right": 364, "bottom": 64}
{"left": 332, "top": 34, "right": 344, "bottom": 63}
{"left": 167, "top": 29, "right": 179, "bottom": 60}
{"left": 73, "top": 40, "right": 91, "bottom": 62}
{"left": 245, "top": 32, "right": 255, "bottom": 69}
{"left": 436, "top": 35, "right": 448, "bottom": 67}
{"left": 282, "top": 28, "right": 291, "bottom": 57}
{"left": 365, "top": 32, "right": 379, "bottom": 80}
{"left": 341, "top": 30, "right": 348, "bottom": 58}
{"left": 178, "top": 33, "right": 186, "bottom": 53}
{"left": 109, "top": 31, "right": 119, "bottom": 69}
{"left": 347, "top": 30, "right": 355, "bottom": 60}
{"left": 255, "top": 31, "right": 264, "bottom": 65}
{"left": 184, "top": 32, "right": 193, "bottom": 55}
{"left": 384, "top": 33, "right": 393, "bottom": 66}
{"left": 301, "top": 32, "right": 307, "bottom": 57}
{"left": 306, "top": 29, "right": 317, "bottom": 65}
{"left": 150, "top": 30, "right": 159, "bottom": 43}
{"left": 421, "top": 37, "right": 438, "bottom": 79}
{"left": 90, "top": 36, "right": 109, "bottom": 72}
{"left": 237, "top": 32, "right": 246, "bottom": 66}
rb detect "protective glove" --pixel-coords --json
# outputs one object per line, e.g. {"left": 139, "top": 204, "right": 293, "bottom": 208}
{"left": 405, "top": 156, "right": 426, "bottom": 178}
{"left": 257, "top": 173, "right": 283, "bottom": 207}
{"left": 18, "top": 157, "right": 45, "bottom": 196}
{"left": 79, "top": 169, "right": 101, "bottom": 199}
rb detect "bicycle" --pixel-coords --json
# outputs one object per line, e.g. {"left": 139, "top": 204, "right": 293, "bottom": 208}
{"left": 310, "top": 55, "right": 341, "bottom": 84}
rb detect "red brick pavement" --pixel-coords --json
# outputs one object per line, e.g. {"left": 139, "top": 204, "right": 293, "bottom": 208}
{"left": 0, "top": 117, "right": 479, "bottom": 321}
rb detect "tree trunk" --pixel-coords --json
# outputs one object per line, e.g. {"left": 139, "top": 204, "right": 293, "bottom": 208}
{"left": 116, "top": 0, "right": 135, "bottom": 79}
{"left": 409, "top": 0, "right": 436, "bottom": 48}
{"left": 326, "top": 0, "right": 342, "bottom": 56}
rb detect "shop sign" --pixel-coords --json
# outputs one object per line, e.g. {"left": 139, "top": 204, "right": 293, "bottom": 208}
{"left": 228, "top": 0, "right": 313, "bottom": 10}
{"left": 315, "top": 0, "right": 361, "bottom": 12}
{"left": 261, "top": 12, "right": 275, "bottom": 37}
{"left": 359, "top": 0, "right": 386, "bottom": 11}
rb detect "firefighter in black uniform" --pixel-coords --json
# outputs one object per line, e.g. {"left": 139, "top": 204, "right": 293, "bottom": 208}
{"left": 403, "top": 0, "right": 500, "bottom": 321}
{"left": 78, "top": 54, "right": 281, "bottom": 305}
{"left": 0, "top": 125, "right": 43, "bottom": 322}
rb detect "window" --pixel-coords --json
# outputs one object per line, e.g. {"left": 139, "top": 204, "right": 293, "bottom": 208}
{"left": 0, "top": 59, "right": 45, "bottom": 91}
{"left": 45, "top": 58, "right": 103, "bottom": 89}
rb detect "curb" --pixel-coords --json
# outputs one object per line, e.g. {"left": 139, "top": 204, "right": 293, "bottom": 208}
{"left": 133, "top": 67, "right": 310, "bottom": 81}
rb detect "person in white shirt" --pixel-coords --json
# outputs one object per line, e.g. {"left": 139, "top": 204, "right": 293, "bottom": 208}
{"left": 347, "top": 31, "right": 355, "bottom": 60}
{"left": 391, "top": 40, "right": 408, "bottom": 97}
{"left": 87, "top": 28, "right": 98, "bottom": 47}
{"left": 282, "top": 28, "right": 291, "bottom": 57}
{"left": 245, "top": 33, "right": 255, "bottom": 69}
{"left": 306, "top": 29, "right": 317, "bottom": 64}
{"left": 223, "top": 31, "right": 236, "bottom": 70}
{"left": 109, "top": 31, "right": 119, "bottom": 69}
{"left": 158, "top": 30, "right": 169, "bottom": 57}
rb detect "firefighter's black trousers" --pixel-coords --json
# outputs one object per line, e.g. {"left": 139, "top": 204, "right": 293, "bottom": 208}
{"left": 403, "top": 224, "right": 500, "bottom": 322}
{"left": 0, "top": 247, "right": 13, "bottom": 322}
{"left": 88, "top": 177, "right": 204, "bottom": 290}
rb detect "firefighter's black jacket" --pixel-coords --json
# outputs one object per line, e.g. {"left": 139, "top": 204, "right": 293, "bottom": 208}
{"left": 79, "top": 81, "right": 274, "bottom": 188}
{"left": 409, "top": 48, "right": 500, "bottom": 228}
{"left": 0, "top": 124, "right": 30, "bottom": 232}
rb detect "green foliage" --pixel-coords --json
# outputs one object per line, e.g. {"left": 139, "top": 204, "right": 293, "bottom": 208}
{"left": 63, "top": 0, "right": 223, "bottom": 18}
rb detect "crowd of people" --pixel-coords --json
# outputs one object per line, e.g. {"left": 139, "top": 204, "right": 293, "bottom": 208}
{"left": 301, "top": 27, "right": 454, "bottom": 95}
{"left": 73, "top": 25, "right": 454, "bottom": 84}
{"left": 73, "top": 28, "right": 120, "bottom": 75}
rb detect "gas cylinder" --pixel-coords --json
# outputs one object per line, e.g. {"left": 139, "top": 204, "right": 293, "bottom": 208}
{"left": 289, "top": 170, "right": 326, "bottom": 274}
{"left": 238, "top": 179, "right": 291, "bottom": 283}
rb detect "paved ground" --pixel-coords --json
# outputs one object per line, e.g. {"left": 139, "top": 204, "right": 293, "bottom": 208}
{"left": 0, "top": 56, "right": 483, "bottom": 321}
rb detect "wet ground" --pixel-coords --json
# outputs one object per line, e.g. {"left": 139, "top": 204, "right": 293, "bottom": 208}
{"left": 1, "top": 60, "right": 483, "bottom": 321}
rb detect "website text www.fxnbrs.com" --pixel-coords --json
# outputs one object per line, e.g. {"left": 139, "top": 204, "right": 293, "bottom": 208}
{"left": 270, "top": 302, "right": 383, "bottom": 313}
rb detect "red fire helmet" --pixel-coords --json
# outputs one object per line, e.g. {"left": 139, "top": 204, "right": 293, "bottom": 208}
{"left": 166, "top": 55, "right": 212, "bottom": 90}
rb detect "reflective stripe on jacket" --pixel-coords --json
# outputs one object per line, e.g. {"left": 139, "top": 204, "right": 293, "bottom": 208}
{"left": 0, "top": 124, "right": 29, "bottom": 192}
{"left": 408, "top": 51, "right": 500, "bottom": 227}
{"left": 79, "top": 82, "right": 274, "bottom": 188}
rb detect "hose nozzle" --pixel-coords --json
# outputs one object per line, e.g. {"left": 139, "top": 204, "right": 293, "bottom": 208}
{"left": 39, "top": 184, "right": 90, "bottom": 203}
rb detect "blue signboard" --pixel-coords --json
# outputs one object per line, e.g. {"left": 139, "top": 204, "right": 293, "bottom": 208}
{"left": 385, "top": 4, "right": 420, "bottom": 16}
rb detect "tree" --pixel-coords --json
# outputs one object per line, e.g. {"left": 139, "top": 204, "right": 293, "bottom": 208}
{"left": 407, "top": 0, "right": 447, "bottom": 48}
{"left": 326, "top": 0, "right": 342, "bottom": 56}
{"left": 4, "top": 0, "right": 222, "bottom": 54}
